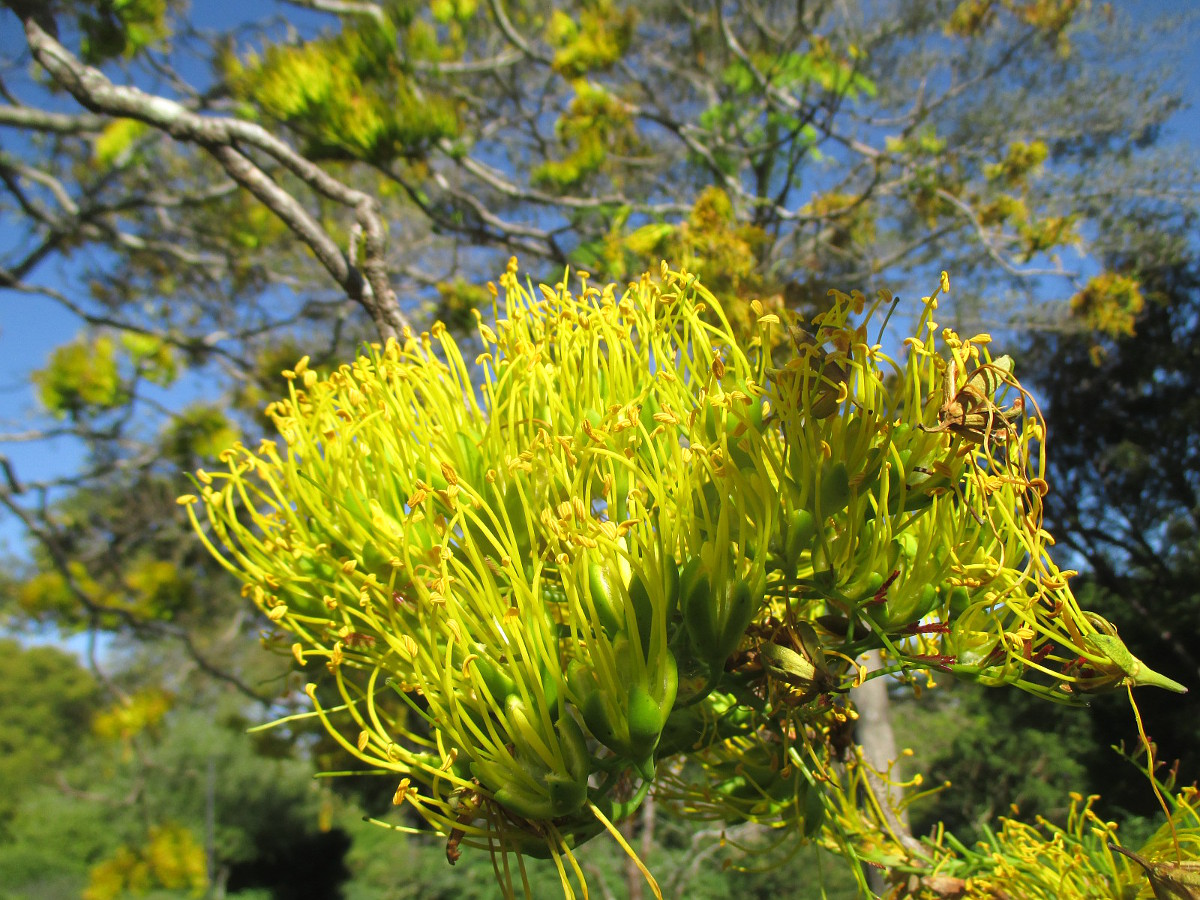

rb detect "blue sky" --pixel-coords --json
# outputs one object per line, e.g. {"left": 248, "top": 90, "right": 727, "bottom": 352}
{"left": 1, "top": 1, "right": 1197, "bottom": 555}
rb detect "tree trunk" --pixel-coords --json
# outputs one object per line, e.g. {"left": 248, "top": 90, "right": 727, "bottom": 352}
{"left": 852, "top": 649, "right": 916, "bottom": 894}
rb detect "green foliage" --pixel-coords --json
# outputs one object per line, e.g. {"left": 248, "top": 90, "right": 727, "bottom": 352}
{"left": 546, "top": 2, "right": 635, "bottom": 78}
{"left": 93, "top": 119, "right": 152, "bottom": 168}
{"left": 1070, "top": 271, "right": 1146, "bottom": 340}
{"left": 1026, "top": 234, "right": 1200, "bottom": 817}
{"left": 14, "top": 556, "right": 192, "bottom": 628}
{"left": 0, "top": 703, "right": 351, "bottom": 899}
{"left": 338, "top": 813, "right": 862, "bottom": 900}
{"left": 802, "top": 192, "right": 877, "bottom": 255}
{"left": 984, "top": 140, "right": 1050, "bottom": 185}
{"left": 897, "top": 682, "right": 1093, "bottom": 842}
{"left": 946, "top": 0, "right": 1087, "bottom": 54}
{"left": 34, "top": 331, "right": 180, "bottom": 421}
{"left": 657, "top": 187, "right": 773, "bottom": 330}
{"left": 0, "top": 640, "right": 101, "bottom": 828}
{"left": 226, "top": 18, "right": 458, "bottom": 161}
{"left": 533, "top": 81, "right": 639, "bottom": 189}
{"left": 430, "top": 0, "right": 479, "bottom": 25}
{"left": 122, "top": 557, "right": 194, "bottom": 620}
{"left": 34, "top": 335, "right": 127, "bottom": 419}
{"left": 79, "top": 0, "right": 170, "bottom": 64}
{"left": 162, "top": 405, "right": 239, "bottom": 469}
{"left": 91, "top": 688, "right": 173, "bottom": 745}
{"left": 430, "top": 277, "right": 492, "bottom": 333}
{"left": 0, "top": 783, "right": 128, "bottom": 899}
{"left": 84, "top": 822, "right": 207, "bottom": 900}
{"left": 121, "top": 333, "right": 179, "bottom": 387}
{"left": 15, "top": 562, "right": 119, "bottom": 627}
{"left": 722, "top": 41, "right": 876, "bottom": 101}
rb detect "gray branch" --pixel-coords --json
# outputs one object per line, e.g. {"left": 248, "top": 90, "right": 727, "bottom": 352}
{"left": 19, "top": 16, "right": 409, "bottom": 340}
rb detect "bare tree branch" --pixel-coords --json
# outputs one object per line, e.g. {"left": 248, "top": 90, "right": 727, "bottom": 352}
{"left": 0, "top": 103, "right": 106, "bottom": 133}
{"left": 18, "top": 15, "right": 409, "bottom": 341}
{"left": 281, "top": 0, "right": 387, "bottom": 25}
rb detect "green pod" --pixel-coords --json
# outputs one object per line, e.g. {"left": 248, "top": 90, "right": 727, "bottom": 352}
{"left": 544, "top": 772, "right": 588, "bottom": 817}
{"left": 664, "top": 557, "right": 681, "bottom": 623}
{"left": 900, "top": 582, "right": 939, "bottom": 628}
{"left": 871, "top": 581, "right": 937, "bottom": 630}
{"left": 1085, "top": 633, "right": 1188, "bottom": 693}
{"left": 557, "top": 712, "right": 592, "bottom": 783}
{"left": 739, "top": 384, "right": 767, "bottom": 433}
{"left": 458, "top": 702, "right": 501, "bottom": 747}
{"left": 504, "top": 483, "right": 534, "bottom": 561}
{"left": 418, "top": 459, "right": 449, "bottom": 493}
{"left": 782, "top": 508, "right": 817, "bottom": 570}
{"left": 565, "top": 658, "right": 595, "bottom": 702}
{"left": 818, "top": 460, "right": 851, "bottom": 517}
{"left": 470, "top": 755, "right": 533, "bottom": 799}
{"left": 580, "top": 690, "right": 621, "bottom": 750}
{"left": 610, "top": 635, "right": 640, "bottom": 687}
{"left": 802, "top": 778, "right": 826, "bottom": 837}
{"left": 769, "top": 770, "right": 805, "bottom": 806}
{"left": 493, "top": 785, "right": 559, "bottom": 822}
{"left": 809, "top": 533, "right": 833, "bottom": 587}
{"left": 503, "top": 694, "right": 552, "bottom": 765}
{"left": 813, "top": 353, "right": 849, "bottom": 418}
{"left": 450, "top": 753, "right": 475, "bottom": 783}
{"left": 809, "top": 386, "right": 840, "bottom": 419}
{"left": 541, "top": 664, "right": 560, "bottom": 722}
{"left": 359, "top": 539, "right": 394, "bottom": 583}
{"left": 472, "top": 654, "right": 517, "bottom": 704}
{"left": 587, "top": 561, "right": 624, "bottom": 638}
{"left": 894, "top": 488, "right": 935, "bottom": 516}
{"left": 656, "top": 648, "right": 679, "bottom": 716}
{"left": 656, "top": 704, "right": 708, "bottom": 757}
{"left": 627, "top": 648, "right": 679, "bottom": 752}
{"left": 913, "top": 582, "right": 940, "bottom": 620}
{"left": 454, "top": 430, "right": 481, "bottom": 481}
{"left": 682, "top": 573, "right": 722, "bottom": 664}
{"left": 898, "top": 443, "right": 944, "bottom": 503}
{"left": 587, "top": 781, "right": 652, "bottom": 830}
{"left": 858, "top": 445, "right": 886, "bottom": 492}
{"left": 759, "top": 641, "right": 817, "bottom": 687}
{"left": 626, "top": 681, "right": 663, "bottom": 748}
{"left": 676, "top": 554, "right": 700, "bottom": 609}
{"left": 947, "top": 585, "right": 972, "bottom": 619}
{"left": 737, "top": 761, "right": 799, "bottom": 805}
{"left": 466, "top": 480, "right": 533, "bottom": 561}
{"left": 714, "top": 577, "right": 758, "bottom": 662}
{"left": 679, "top": 555, "right": 703, "bottom": 600}
{"left": 610, "top": 465, "right": 633, "bottom": 522}
{"left": 627, "top": 570, "right": 656, "bottom": 657}
{"left": 714, "top": 774, "right": 756, "bottom": 804}
{"left": 844, "top": 569, "right": 885, "bottom": 605}
{"left": 785, "top": 441, "right": 808, "bottom": 492}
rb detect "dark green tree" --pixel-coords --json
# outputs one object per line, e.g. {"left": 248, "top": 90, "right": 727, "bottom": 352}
{"left": 0, "top": 639, "right": 102, "bottom": 828}
{"left": 1025, "top": 224, "right": 1200, "bottom": 814}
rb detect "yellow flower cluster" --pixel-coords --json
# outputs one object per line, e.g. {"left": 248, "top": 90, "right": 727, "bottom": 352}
{"left": 179, "top": 261, "right": 1182, "bottom": 897}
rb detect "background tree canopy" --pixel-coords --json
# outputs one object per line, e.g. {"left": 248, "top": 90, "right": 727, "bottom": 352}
{"left": 0, "top": 1, "right": 1197, "bottom": 897}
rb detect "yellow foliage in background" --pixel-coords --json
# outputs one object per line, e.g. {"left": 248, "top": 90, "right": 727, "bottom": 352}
{"left": 84, "top": 823, "right": 207, "bottom": 900}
